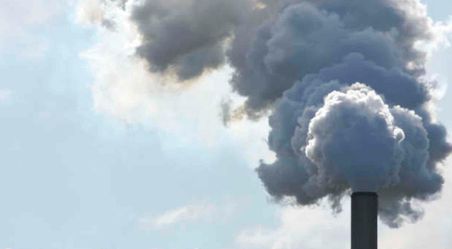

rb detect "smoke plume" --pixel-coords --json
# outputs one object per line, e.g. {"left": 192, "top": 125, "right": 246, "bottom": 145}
{"left": 91, "top": 0, "right": 451, "bottom": 227}
{"left": 247, "top": 1, "right": 451, "bottom": 227}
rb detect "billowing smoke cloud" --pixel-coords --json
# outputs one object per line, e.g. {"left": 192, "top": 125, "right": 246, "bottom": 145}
{"left": 305, "top": 83, "right": 406, "bottom": 193}
{"left": 86, "top": 0, "right": 451, "bottom": 227}
{"left": 248, "top": 1, "right": 452, "bottom": 227}
{"left": 228, "top": 0, "right": 434, "bottom": 112}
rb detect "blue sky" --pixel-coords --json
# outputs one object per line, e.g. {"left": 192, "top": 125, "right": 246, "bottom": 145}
{"left": 0, "top": 1, "right": 451, "bottom": 249}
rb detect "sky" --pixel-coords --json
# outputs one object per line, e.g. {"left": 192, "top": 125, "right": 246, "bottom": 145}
{"left": 0, "top": 1, "right": 451, "bottom": 249}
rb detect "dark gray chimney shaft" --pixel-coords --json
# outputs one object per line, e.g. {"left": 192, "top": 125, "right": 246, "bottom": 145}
{"left": 351, "top": 192, "right": 378, "bottom": 249}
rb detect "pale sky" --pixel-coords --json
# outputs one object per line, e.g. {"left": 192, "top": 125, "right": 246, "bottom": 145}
{"left": 0, "top": 1, "right": 451, "bottom": 249}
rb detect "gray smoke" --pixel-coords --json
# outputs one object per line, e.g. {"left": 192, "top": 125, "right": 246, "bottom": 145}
{"left": 130, "top": 0, "right": 249, "bottom": 80}
{"left": 128, "top": 0, "right": 451, "bottom": 227}
{"left": 250, "top": 1, "right": 451, "bottom": 227}
{"left": 228, "top": 0, "right": 432, "bottom": 112}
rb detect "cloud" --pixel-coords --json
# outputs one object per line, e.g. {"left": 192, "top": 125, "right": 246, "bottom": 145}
{"left": 0, "top": 0, "right": 65, "bottom": 61}
{"left": 0, "top": 0, "right": 63, "bottom": 45}
{"left": 0, "top": 89, "right": 12, "bottom": 103}
{"left": 236, "top": 204, "right": 349, "bottom": 249}
{"left": 79, "top": 0, "right": 228, "bottom": 130}
{"left": 76, "top": 0, "right": 122, "bottom": 28}
{"left": 77, "top": 0, "right": 274, "bottom": 165}
{"left": 138, "top": 202, "right": 232, "bottom": 230}
{"left": 76, "top": 0, "right": 108, "bottom": 26}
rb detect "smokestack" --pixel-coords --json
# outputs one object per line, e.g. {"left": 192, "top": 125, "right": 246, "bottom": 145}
{"left": 352, "top": 192, "right": 378, "bottom": 249}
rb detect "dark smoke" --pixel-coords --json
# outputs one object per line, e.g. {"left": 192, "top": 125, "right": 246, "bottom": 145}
{"left": 130, "top": 0, "right": 250, "bottom": 80}
{"left": 126, "top": 0, "right": 451, "bottom": 227}
{"left": 228, "top": 0, "right": 432, "bottom": 113}
{"left": 249, "top": 1, "right": 451, "bottom": 227}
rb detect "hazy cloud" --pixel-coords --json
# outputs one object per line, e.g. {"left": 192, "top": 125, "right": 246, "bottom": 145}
{"left": 0, "top": 89, "right": 12, "bottom": 103}
{"left": 0, "top": 0, "right": 63, "bottom": 45}
{"left": 139, "top": 203, "right": 215, "bottom": 229}
{"left": 138, "top": 201, "right": 239, "bottom": 230}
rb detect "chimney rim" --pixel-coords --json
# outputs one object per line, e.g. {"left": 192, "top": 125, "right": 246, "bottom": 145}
{"left": 352, "top": 192, "right": 378, "bottom": 197}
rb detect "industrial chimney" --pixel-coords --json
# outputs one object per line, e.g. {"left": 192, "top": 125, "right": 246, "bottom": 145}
{"left": 351, "top": 192, "right": 378, "bottom": 249}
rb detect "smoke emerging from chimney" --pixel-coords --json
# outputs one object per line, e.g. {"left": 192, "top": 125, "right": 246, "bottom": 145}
{"left": 96, "top": 0, "right": 451, "bottom": 227}
{"left": 247, "top": 1, "right": 451, "bottom": 227}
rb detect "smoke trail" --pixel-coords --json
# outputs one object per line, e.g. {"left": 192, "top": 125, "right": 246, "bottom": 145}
{"left": 94, "top": 0, "right": 451, "bottom": 227}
